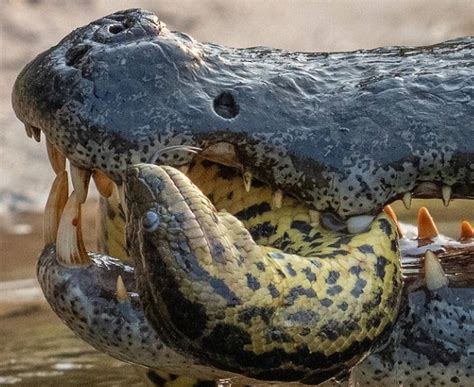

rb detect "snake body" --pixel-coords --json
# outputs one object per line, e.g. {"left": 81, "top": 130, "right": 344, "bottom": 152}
{"left": 124, "top": 161, "right": 401, "bottom": 383}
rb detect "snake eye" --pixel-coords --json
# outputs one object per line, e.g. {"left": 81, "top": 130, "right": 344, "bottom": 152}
{"left": 142, "top": 210, "right": 160, "bottom": 232}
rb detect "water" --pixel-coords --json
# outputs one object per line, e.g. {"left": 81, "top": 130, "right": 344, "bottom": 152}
{"left": 0, "top": 282, "right": 145, "bottom": 386}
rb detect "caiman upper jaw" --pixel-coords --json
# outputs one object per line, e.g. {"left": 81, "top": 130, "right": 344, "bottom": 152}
{"left": 11, "top": 8, "right": 474, "bottom": 217}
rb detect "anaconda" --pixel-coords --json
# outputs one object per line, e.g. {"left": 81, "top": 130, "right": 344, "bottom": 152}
{"left": 11, "top": 8, "right": 474, "bottom": 386}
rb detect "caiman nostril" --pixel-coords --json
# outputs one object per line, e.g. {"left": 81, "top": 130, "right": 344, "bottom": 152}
{"left": 108, "top": 24, "right": 125, "bottom": 34}
{"left": 213, "top": 91, "right": 239, "bottom": 119}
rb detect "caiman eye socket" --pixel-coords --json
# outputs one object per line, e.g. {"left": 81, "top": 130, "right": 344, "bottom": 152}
{"left": 142, "top": 210, "right": 160, "bottom": 232}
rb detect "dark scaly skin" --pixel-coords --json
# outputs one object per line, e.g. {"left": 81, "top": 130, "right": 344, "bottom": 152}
{"left": 11, "top": 9, "right": 474, "bottom": 218}
{"left": 36, "top": 247, "right": 474, "bottom": 386}
{"left": 10, "top": 7, "right": 474, "bottom": 386}
{"left": 36, "top": 162, "right": 473, "bottom": 386}
{"left": 36, "top": 245, "right": 251, "bottom": 386}
{"left": 352, "top": 242, "right": 474, "bottom": 386}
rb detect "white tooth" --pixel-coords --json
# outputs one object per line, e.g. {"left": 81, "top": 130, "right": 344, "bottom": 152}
{"left": 272, "top": 189, "right": 283, "bottom": 209}
{"left": 346, "top": 215, "right": 374, "bottom": 234}
{"left": 32, "top": 127, "right": 41, "bottom": 142}
{"left": 424, "top": 250, "right": 448, "bottom": 291}
{"left": 92, "top": 170, "right": 114, "bottom": 198}
{"left": 44, "top": 171, "right": 69, "bottom": 244}
{"left": 56, "top": 191, "right": 90, "bottom": 266}
{"left": 309, "top": 210, "right": 320, "bottom": 225}
{"left": 70, "top": 165, "right": 91, "bottom": 203}
{"left": 243, "top": 170, "right": 253, "bottom": 193}
{"left": 442, "top": 185, "right": 451, "bottom": 207}
{"left": 116, "top": 275, "right": 129, "bottom": 303}
{"left": 177, "top": 164, "right": 190, "bottom": 175}
{"left": 25, "top": 124, "right": 33, "bottom": 138}
{"left": 46, "top": 140, "right": 66, "bottom": 175}
{"left": 402, "top": 192, "right": 412, "bottom": 210}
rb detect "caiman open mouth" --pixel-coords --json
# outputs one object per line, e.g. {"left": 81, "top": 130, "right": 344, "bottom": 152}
{"left": 33, "top": 137, "right": 474, "bottom": 385}
{"left": 11, "top": 7, "right": 474, "bottom": 386}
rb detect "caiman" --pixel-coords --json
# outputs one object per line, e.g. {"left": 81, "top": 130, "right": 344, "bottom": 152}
{"left": 11, "top": 8, "right": 474, "bottom": 387}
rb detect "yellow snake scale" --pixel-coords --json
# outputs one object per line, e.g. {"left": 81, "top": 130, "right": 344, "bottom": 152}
{"left": 98, "top": 159, "right": 402, "bottom": 384}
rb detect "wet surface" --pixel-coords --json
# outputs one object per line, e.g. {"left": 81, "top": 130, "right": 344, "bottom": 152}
{"left": 0, "top": 301, "right": 144, "bottom": 385}
{"left": 0, "top": 199, "right": 472, "bottom": 385}
{"left": 1, "top": 2, "right": 473, "bottom": 384}
{"left": 0, "top": 202, "right": 145, "bottom": 386}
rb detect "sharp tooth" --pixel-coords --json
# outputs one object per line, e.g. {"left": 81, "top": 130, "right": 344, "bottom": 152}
{"left": 346, "top": 214, "right": 374, "bottom": 234}
{"left": 383, "top": 205, "right": 403, "bottom": 237}
{"left": 309, "top": 210, "right": 320, "bottom": 225}
{"left": 31, "top": 127, "right": 41, "bottom": 142}
{"left": 56, "top": 191, "right": 90, "bottom": 266}
{"left": 200, "top": 142, "right": 239, "bottom": 168}
{"left": 44, "top": 171, "right": 69, "bottom": 244}
{"left": 116, "top": 275, "right": 129, "bottom": 303}
{"left": 70, "top": 165, "right": 91, "bottom": 203}
{"left": 243, "top": 170, "right": 252, "bottom": 193}
{"left": 417, "top": 207, "right": 439, "bottom": 240}
{"left": 402, "top": 192, "right": 412, "bottom": 210}
{"left": 92, "top": 170, "right": 114, "bottom": 198}
{"left": 460, "top": 221, "right": 474, "bottom": 240}
{"left": 25, "top": 124, "right": 33, "bottom": 138}
{"left": 46, "top": 140, "right": 66, "bottom": 175}
{"left": 177, "top": 164, "right": 190, "bottom": 175}
{"left": 272, "top": 189, "right": 283, "bottom": 209}
{"left": 424, "top": 250, "right": 448, "bottom": 291}
{"left": 441, "top": 185, "right": 451, "bottom": 207}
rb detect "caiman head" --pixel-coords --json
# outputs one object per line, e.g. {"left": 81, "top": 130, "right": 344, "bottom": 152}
{"left": 11, "top": 8, "right": 474, "bottom": 386}
{"left": 12, "top": 9, "right": 474, "bottom": 219}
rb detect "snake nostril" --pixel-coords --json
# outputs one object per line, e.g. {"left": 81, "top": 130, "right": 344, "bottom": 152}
{"left": 108, "top": 24, "right": 125, "bottom": 34}
{"left": 213, "top": 91, "right": 240, "bottom": 119}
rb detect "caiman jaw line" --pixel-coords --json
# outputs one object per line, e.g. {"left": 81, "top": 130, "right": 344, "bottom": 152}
{"left": 43, "top": 136, "right": 397, "bottom": 268}
{"left": 41, "top": 128, "right": 473, "bottom": 278}
{"left": 42, "top": 132, "right": 469, "bottom": 269}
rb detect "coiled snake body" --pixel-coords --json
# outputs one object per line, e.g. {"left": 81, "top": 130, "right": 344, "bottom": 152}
{"left": 122, "top": 160, "right": 402, "bottom": 383}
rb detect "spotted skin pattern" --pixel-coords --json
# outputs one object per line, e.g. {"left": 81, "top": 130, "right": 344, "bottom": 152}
{"left": 351, "top": 286, "right": 474, "bottom": 386}
{"left": 12, "top": 7, "right": 473, "bottom": 386}
{"left": 93, "top": 160, "right": 473, "bottom": 386}
{"left": 12, "top": 9, "right": 474, "bottom": 218}
{"left": 37, "top": 246, "right": 260, "bottom": 386}
{"left": 36, "top": 159, "right": 473, "bottom": 386}
{"left": 124, "top": 163, "right": 402, "bottom": 384}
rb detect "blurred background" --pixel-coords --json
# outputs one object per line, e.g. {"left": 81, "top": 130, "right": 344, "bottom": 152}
{"left": 1, "top": 0, "right": 473, "bottom": 385}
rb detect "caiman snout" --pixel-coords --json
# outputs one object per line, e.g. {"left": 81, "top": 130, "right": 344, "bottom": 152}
{"left": 12, "top": 8, "right": 474, "bottom": 218}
